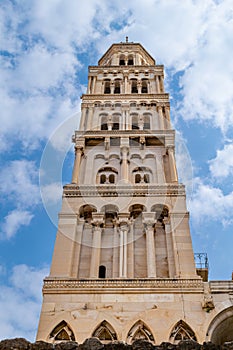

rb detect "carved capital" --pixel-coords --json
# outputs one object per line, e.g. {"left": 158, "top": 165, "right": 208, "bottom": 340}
{"left": 91, "top": 213, "right": 104, "bottom": 227}
{"left": 142, "top": 212, "right": 156, "bottom": 228}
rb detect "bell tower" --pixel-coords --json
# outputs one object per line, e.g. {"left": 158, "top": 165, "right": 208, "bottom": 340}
{"left": 37, "top": 40, "right": 204, "bottom": 345}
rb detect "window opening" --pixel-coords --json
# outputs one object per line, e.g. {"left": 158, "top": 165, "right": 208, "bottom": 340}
{"left": 104, "top": 80, "right": 111, "bottom": 94}
{"left": 99, "top": 265, "right": 106, "bottom": 278}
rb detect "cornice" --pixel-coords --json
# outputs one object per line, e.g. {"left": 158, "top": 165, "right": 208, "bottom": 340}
{"left": 81, "top": 93, "right": 169, "bottom": 101}
{"left": 43, "top": 278, "right": 204, "bottom": 294}
{"left": 73, "top": 129, "right": 175, "bottom": 138}
{"left": 63, "top": 184, "right": 186, "bottom": 197}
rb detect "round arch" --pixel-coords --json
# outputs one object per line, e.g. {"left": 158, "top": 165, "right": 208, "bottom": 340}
{"left": 207, "top": 306, "right": 233, "bottom": 344}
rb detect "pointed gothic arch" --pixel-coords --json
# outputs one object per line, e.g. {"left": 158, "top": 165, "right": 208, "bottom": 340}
{"left": 169, "top": 320, "right": 197, "bottom": 344}
{"left": 92, "top": 320, "right": 117, "bottom": 343}
{"left": 126, "top": 320, "right": 155, "bottom": 344}
{"left": 49, "top": 320, "right": 75, "bottom": 343}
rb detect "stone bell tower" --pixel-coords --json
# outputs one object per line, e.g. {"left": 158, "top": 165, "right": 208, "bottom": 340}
{"left": 37, "top": 40, "right": 233, "bottom": 345}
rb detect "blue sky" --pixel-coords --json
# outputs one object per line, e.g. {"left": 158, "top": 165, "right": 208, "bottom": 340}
{"left": 0, "top": 0, "right": 233, "bottom": 342}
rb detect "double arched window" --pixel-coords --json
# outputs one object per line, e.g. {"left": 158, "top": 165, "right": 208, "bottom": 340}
{"left": 133, "top": 167, "right": 152, "bottom": 184}
{"left": 97, "top": 167, "right": 118, "bottom": 184}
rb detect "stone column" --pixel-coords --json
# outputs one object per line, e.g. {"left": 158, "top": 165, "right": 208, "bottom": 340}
{"left": 138, "top": 116, "right": 144, "bottom": 130}
{"left": 167, "top": 146, "right": 178, "bottom": 183}
{"left": 71, "top": 144, "right": 84, "bottom": 184}
{"left": 118, "top": 214, "right": 129, "bottom": 278}
{"left": 87, "top": 107, "right": 94, "bottom": 130}
{"left": 70, "top": 217, "right": 85, "bottom": 277}
{"left": 92, "top": 76, "right": 96, "bottom": 93}
{"left": 156, "top": 154, "right": 166, "bottom": 183}
{"left": 112, "top": 221, "right": 119, "bottom": 278}
{"left": 124, "top": 76, "right": 128, "bottom": 94}
{"left": 157, "top": 106, "right": 164, "bottom": 129}
{"left": 156, "top": 75, "right": 160, "bottom": 93}
{"left": 87, "top": 76, "right": 92, "bottom": 94}
{"left": 163, "top": 217, "right": 175, "bottom": 278}
{"left": 137, "top": 81, "right": 142, "bottom": 94}
{"left": 160, "top": 76, "right": 165, "bottom": 92}
{"left": 128, "top": 219, "right": 134, "bottom": 278}
{"left": 165, "top": 106, "right": 171, "bottom": 129}
{"left": 120, "top": 138, "right": 129, "bottom": 183}
{"left": 89, "top": 213, "right": 104, "bottom": 278}
{"left": 110, "top": 81, "right": 114, "bottom": 94}
{"left": 142, "top": 213, "right": 157, "bottom": 278}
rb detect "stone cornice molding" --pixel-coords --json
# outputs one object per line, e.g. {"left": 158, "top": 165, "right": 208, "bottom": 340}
{"left": 81, "top": 93, "right": 169, "bottom": 101}
{"left": 43, "top": 278, "right": 204, "bottom": 294}
{"left": 63, "top": 184, "right": 186, "bottom": 197}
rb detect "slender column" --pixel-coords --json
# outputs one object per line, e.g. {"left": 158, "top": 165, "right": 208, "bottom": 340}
{"left": 167, "top": 146, "right": 178, "bottom": 183}
{"left": 157, "top": 106, "right": 164, "bottom": 129}
{"left": 71, "top": 145, "right": 84, "bottom": 184}
{"left": 128, "top": 219, "right": 134, "bottom": 278}
{"left": 120, "top": 138, "right": 129, "bottom": 183}
{"left": 89, "top": 213, "right": 104, "bottom": 278}
{"left": 156, "top": 154, "right": 166, "bottom": 183}
{"left": 160, "top": 76, "right": 165, "bottom": 92}
{"left": 92, "top": 76, "right": 96, "bottom": 93}
{"left": 163, "top": 217, "right": 175, "bottom": 278}
{"left": 107, "top": 115, "right": 113, "bottom": 130}
{"left": 110, "top": 81, "right": 114, "bottom": 94}
{"left": 138, "top": 116, "right": 144, "bottom": 130}
{"left": 165, "top": 106, "right": 171, "bottom": 129}
{"left": 137, "top": 81, "right": 142, "bottom": 94}
{"left": 87, "top": 76, "right": 92, "bottom": 94}
{"left": 142, "top": 213, "right": 157, "bottom": 278}
{"left": 124, "top": 76, "right": 128, "bottom": 94}
{"left": 70, "top": 217, "right": 85, "bottom": 277}
{"left": 118, "top": 214, "right": 129, "bottom": 278}
{"left": 112, "top": 222, "right": 119, "bottom": 278}
{"left": 87, "top": 107, "right": 94, "bottom": 130}
{"left": 156, "top": 75, "right": 160, "bottom": 93}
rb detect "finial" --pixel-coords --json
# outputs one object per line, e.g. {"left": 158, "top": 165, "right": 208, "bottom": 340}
{"left": 126, "top": 36, "right": 128, "bottom": 43}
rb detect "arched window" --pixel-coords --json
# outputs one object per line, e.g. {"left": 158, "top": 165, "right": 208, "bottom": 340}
{"left": 129, "top": 204, "right": 146, "bottom": 219}
{"left": 79, "top": 205, "right": 97, "bottom": 223}
{"left": 112, "top": 114, "right": 120, "bottom": 130}
{"left": 109, "top": 174, "right": 115, "bottom": 183}
{"left": 49, "top": 321, "right": 75, "bottom": 343}
{"left": 143, "top": 115, "right": 151, "bottom": 129}
{"left": 133, "top": 167, "right": 151, "bottom": 184}
{"left": 131, "top": 79, "right": 138, "bottom": 93}
{"left": 126, "top": 320, "right": 155, "bottom": 344}
{"left": 100, "top": 115, "right": 108, "bottom": 130}
{"left": 98, "top": 265, "right": 106, "bottom": 278}
{"left": 151, "top": 204, "right": 169, "bottom": 222}
{"left": 104, "top": 79, "right": 111, "bottom": 94}
{"left": 135, "top": 174, "right": 141, "bottom": 183}
{"left": 142, "top": 79, "right": 148, "bottom": 93}
{"left": 119, "top": 55, "right": 125, "bottom": 65}
{"left": 114, "top": 79, "right": 121, "bottom": 94}
{"left": 169, "top": 320, "right": 197, "bottom": 344}
{"left": 92, "top": 321, "right": 117, "bottom": 343}
{"left": 132, "top": 114, "right": 139, "bottom": 129}
{"left": 100, "top": 174, "right": 106, "bottom": 184}
{"left": 128, "top": 55, "right": 134, "bottom": 65}
{"left": 97, "top": 167, "right": 118, "bottom": 184}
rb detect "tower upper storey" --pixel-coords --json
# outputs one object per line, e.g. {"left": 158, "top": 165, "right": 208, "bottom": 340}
{"left": 98, "top": 40, "right": 155, "bottom": 66}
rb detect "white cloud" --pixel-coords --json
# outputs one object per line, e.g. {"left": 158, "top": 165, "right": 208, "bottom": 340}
{"left": 0, "top": 160, "right": 40, "bottom": 207}
{"left": 1, "top": 210, "right": 33, "bottom": 239}
{"left": 0, "top": 264, "right": 49, "bottom": 341}
{"left": 0, "top": 160, "right": 39, "bottom": 239}
{"left": 209, "top": 143, "right": 233, "bottom": 178}
{"left": 40, "top": 182, "right": 63, "bottom": 205}
{"left": 189, "top": 178, "right": 233, "bottom": 226}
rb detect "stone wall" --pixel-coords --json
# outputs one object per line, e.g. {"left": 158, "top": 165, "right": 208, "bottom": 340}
{"left": 0, "top": 338, "right": 233, "bottom": 350}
